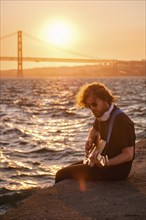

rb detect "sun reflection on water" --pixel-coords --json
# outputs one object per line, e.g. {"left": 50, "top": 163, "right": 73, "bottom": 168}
{"left": 49, "top": 165, "right": 62, "bottom": 176}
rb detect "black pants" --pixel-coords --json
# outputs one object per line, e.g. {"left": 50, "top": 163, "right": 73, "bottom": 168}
{"left": 55, "top": 161, "right": 130, "bottom": 184}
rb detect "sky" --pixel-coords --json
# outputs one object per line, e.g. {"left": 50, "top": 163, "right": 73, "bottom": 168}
{"left": 0, "top": 0, "right": 145, "bottom": 70}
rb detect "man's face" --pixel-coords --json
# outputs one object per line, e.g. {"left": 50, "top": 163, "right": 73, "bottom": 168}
{"left": 86, "top": 96, "right": 109, "bottom": 118}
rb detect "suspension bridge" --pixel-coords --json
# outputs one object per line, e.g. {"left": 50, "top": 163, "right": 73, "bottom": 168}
{"left": 0, "top": 31, "right": 117, "bottom": 77}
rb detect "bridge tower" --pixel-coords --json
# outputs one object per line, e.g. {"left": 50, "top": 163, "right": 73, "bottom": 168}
{"left": 17, "top": 31, "right": 23, "bottom": 77}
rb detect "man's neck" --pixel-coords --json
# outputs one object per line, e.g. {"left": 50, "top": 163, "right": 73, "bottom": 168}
{"left": 97, "top": 103, "right": 114, "bottom": 121}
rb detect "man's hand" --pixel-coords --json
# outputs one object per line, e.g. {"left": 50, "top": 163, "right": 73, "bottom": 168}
{"left": 85, "top": 138, "right": 94, "bottom": 156}
{"left": 90, "top": 150, "right": 109, "bottom": 167}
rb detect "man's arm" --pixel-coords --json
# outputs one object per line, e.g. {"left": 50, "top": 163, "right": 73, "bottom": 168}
{"left": 90, "top": 146, "right": 134, "bottom": 167}
{"left": 85, "top": 127, "right": 99, "bottom": 155}
{"left": 87, "top": 127, "right": 99, "bottom": 140}
{"left": 106, "top": 146, "right": 134, "bottom": 167}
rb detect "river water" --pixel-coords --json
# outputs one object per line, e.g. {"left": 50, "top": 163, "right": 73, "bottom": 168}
{"left": 0, "top": 77, "right": 146, "bottom": 214}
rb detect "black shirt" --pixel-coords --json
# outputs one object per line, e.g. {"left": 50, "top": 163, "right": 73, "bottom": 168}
{"left": 93, "top": 105, "right": 136, "bottom": 161}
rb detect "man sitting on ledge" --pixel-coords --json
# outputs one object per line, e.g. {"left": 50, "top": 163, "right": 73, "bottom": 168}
{"left": 55, "top": 82, "right": 136, "bottom": 183}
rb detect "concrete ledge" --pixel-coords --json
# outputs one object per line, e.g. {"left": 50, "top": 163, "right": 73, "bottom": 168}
{"left": 1, "top": 140, "right": 146, "bottom": 220}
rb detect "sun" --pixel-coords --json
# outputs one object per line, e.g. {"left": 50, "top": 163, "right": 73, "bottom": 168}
{"left": 42, "top": 20, "right": 74, "bottom": 48}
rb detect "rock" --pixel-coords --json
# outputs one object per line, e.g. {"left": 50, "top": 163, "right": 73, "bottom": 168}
{"left": 1, "top": 140, "right": 146, "bottom": 220}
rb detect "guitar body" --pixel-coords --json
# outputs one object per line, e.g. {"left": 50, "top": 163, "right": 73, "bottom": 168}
{"left": 83, "top": 139, "right": 106, "bottom": 167}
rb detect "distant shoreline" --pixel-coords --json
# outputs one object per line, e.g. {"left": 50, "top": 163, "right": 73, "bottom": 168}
{"left": 0, "top": 75, "right": 145, "bottom": 79}
{"left": 0, "top": 62, "right": 145, "bottom": 78}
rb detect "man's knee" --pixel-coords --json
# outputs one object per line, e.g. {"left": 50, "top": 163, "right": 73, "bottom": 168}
{"left": 55, "top": 169, "right": 61, "bottom": 183}
{"left": 55, "top": 167, "right": 67, "bottom": 183}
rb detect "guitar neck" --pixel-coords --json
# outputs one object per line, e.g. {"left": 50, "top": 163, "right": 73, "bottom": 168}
{"left": 97, "top": 140, "right": 106, "bottom": 154}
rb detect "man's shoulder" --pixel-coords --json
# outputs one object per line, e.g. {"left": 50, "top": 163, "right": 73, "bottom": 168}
{"left": 115, "top": 110, "right": 134, "bottom": 126}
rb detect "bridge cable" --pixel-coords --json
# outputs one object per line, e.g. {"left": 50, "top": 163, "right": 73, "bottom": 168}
{"left": 0, "top": 32, "right": 17, "bottom": 40}
{"left": 23, "top": 31, "right": 97, "bottom": 59}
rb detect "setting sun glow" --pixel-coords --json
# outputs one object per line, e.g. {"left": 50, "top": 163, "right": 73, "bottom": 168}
{"left": 42, "top": 20, "right": 73, "bottom": 48}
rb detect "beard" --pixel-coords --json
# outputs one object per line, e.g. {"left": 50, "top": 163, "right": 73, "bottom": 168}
{"left": 91, "top": 103, "right": 111, "bottom": 119}
{"left": 93, "top": 104, "right": 114, "bottom": 121}
{"left": 92, "top": 109, "right": 105, "bottom": 118}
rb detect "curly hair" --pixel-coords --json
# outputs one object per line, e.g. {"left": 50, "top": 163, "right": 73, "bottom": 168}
{"left": 76, "top": 82, "right": 116, "bottom": 108}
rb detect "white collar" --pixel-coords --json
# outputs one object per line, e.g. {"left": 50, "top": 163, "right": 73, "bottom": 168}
{"left": 96, "top": 104, "right": 114, "bottom": 121}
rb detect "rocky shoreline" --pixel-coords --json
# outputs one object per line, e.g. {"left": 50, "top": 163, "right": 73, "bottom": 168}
{"left": 1, "top": 139, "right": 146, "bottom": 220}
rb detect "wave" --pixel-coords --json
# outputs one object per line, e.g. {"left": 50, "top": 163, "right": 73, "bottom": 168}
{"left": 0, "top": 141, "right": 9, "bottom": 146}
{"left": 14, "top": 98, "right": 40, "bottom": 107}
{"left": 1, "top": 127, "right": 30, "bottom": 137}
{"left": 30, "top": 147, "right": 58, "bottom": 154}
{"left": 51, "top": 111, "right": 77, "bottom": 117}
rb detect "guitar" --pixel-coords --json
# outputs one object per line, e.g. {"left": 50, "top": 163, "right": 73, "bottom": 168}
{"left": 83, "top": 139, "right": 107, "bottom": 167}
